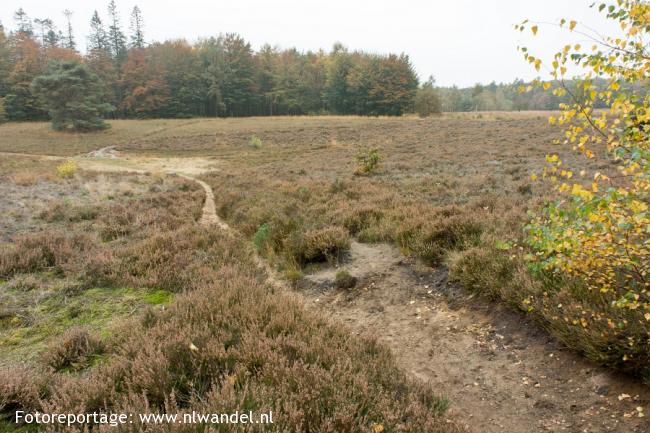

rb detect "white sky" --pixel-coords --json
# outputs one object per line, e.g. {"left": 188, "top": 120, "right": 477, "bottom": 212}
{"left": 0, "top": 0, "right": 621, "bottom": 87}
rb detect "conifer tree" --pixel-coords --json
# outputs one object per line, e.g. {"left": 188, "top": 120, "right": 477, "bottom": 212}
{"left": 62, "top": 10, "right": 76, "bottom": 51}
{"left": 13, "top": 8, "right": 33, "bottom": 36}
{"left": 31, "top": 60, "right": 113, "bottom": 131}
{"left": 88, "top": 11, "right": 108, "bottom": 53}
{"left": 129, "top": 6, "right": 145, "bottom": 49}
{"left": 107, "top": 0, "right": 127, "bottom": 62}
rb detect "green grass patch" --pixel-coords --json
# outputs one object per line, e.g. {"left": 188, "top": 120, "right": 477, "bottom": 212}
{"left": 143, "top": 289, "right": 173, "bottom": 305}
{"left": 0, "top": 284, "right": 172, "bottom": 365}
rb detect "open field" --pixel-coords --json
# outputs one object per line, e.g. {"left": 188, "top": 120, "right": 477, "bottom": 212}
{"left": 0, "top": 114, "right": 648, "bottom": 433}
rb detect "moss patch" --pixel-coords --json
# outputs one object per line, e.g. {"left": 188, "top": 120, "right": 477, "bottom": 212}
{"left": 0, "top": 283, "right": 171, "bottom": 365}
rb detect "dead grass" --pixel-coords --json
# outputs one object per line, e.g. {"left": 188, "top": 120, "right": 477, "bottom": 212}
{"left": 7, "top": 171, "right": 56, "bottom": 186}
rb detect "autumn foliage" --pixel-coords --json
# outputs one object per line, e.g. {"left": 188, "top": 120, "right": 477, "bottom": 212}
{"left": 518, "top": 1, "right": 649, "bottom": 377}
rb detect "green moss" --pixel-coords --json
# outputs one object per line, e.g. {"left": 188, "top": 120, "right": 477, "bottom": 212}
{"left": 0, "top": 285, "right": 172, "bottom": 366}
{"left": 143, "top": 289, "right": 173, "bottom": 305}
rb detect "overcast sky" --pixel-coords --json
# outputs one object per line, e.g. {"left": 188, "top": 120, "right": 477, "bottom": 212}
{"left": 1, "top": 0, "right": 620, "bottom": 87}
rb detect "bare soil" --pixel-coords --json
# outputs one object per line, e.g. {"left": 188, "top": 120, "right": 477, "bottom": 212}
{"left": 302, "top": 242, "right": 650, "bottom": 433}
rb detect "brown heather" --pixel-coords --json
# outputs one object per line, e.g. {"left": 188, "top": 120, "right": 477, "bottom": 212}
{"left": 1, "top": 114, "right": 646, "bottom": 431}
{"left": 0, "top": 162, "right": 464, "bottom": 432}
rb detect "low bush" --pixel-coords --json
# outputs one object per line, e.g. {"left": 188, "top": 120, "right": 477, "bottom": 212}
{"left": 334, "top": 270, "right": 357, "bottom": 289}
{"left": 1, "top": 216, "right": 462, "bottom": 433}
{"left": 56, "top": 160, "right": 77, "bottom": 179}
{"left": 292, "top": 226, "right": 350, "bottom": 264}
{"left": 0, "top": 231, "right": 94, "bottom": 278}
{"left": 249, "top": 134, "right": 263, "bottom": 149}
{"left": 41, "top": 327, "right": 104, "bottom": 372}
{"left": 355, "top": 147, "right": 380, "bottom": 175}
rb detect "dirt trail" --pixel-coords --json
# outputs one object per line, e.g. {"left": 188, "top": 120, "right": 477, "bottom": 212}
{"left": 75, "top": 146, "right": 228, "bottom": 229}
{"left": 304, "top": 242, "right": 650, "bottom": 433}
{"left": 0, "top": 151, "right": 65, "bottom": 160}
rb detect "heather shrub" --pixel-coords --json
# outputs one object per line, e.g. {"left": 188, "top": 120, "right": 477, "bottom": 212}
{"left": 2, "top": 223, "right": 463, "bottom": 433}
{"left": 29, "top": 269, "right": 460, "bottom": 432}
{"left": 0, "top": 368, "right": 55, "bottom": 416}
{"left": 291, "top": 226, "right": 350, "bottom": 264}
{"left": 42, "top": 327, "right": 104, "bottom": 372}
{"left": 0, "top": 231, "right": 94, "bottom": 278}
{"left": 39, "top": 201, "right": 99, "bottom": 223}
{"left": 342, "top": 206, "right": 384, "bottom": 235}
{"left": 448, "top": 246, "right": 515, "bottom": 301}
{"left": 97, "top": 203, "right": 136, "bottom": 241}
{"left": 397, "top": 213, "right": 483, "bottom": 265}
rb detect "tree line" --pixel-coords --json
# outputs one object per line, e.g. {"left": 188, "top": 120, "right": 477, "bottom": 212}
{"left": 435, "top": 79, "right": 633, "bottom": 112}
{"left": 0, "top": 2, "right": 423, "bottom": 124}
{"left": 1, "top": 2, "right": 631, "bottom": 128}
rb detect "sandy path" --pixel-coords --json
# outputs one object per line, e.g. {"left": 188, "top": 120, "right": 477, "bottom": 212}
{"left": 304, "top": 242, "right": 650, "bottom": 433}
{"left": 74, "top": 147, "right": 228, "bottom": 229}
{"left": 0, "top": 151, "right": 65, "bottom": 160}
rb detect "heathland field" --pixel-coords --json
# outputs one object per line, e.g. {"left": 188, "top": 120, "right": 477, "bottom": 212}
{"left": 1, "top": 114, "right": 648, "bottom": 433}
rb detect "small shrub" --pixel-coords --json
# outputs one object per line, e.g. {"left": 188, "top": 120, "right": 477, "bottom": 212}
{"left": 283, "top": 264, "right": 303, "bottom": 284}
{"left": 41, "top": 327, "right": 104, "bottom": 372}
{"left": 295, "top": 226, "right": 350, "bottom": 264}
{"left": 334, "top": 270, "right": 357, "bottom": 289}
{"left": 5, "top": 275, "right": 41, "bottom": 292}
{"left": 448, "top": 247, "right": 514, "bottom": 301}
{"left": 0, "top": 231, "right": 91, "bottom": 278}
{"left": 249, "top": 135, "right": 263, "bottom": 149}
{"left": 355, "top": 148, "right": 380, "bottom": 175}
{"left": 343, "top": 207, "right": 384, "bottom": 235}
{"left": 97, "top": 204, "right": 135, "bottom": 241}
{"left": 252, "top": 223, "right": 270, "bottom": 251}
{"left": 39, "top": 201, "right": 99, "bottom": 223}
{"left": 0, "top": 367, "right": 53, "bottom": 416}
{"left": 56, "top": 160, "right": 77, "bottom": 179}
{"left": 401, "top": 214, "right": 483, "bottom": 266}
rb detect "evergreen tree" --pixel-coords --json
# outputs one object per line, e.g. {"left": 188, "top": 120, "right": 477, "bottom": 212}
{"left": 34, "top": 18, "right": 58, "bottom": 48}
{"left": 107, "top": 0, "right": 127, "bottom": 62}
{"left": 129, "top": 6, "right": 145, "bottom": 49}
{"left": 62, "top": 10, "right": 76, "bottom": 51}
{"left": 31, "top": 60, "right": 113, "bottom": 131}
{"left": 13, "top": 8, "right": 33, "bottom": 36}
{"left": 197, "top": 37, "right": 226, "bottom": 116}
{"left": 88, "top": 11, "right": 109, "bottom": 53}
{"left": 254, "top": 44, "right": 277, "bottom": 115}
